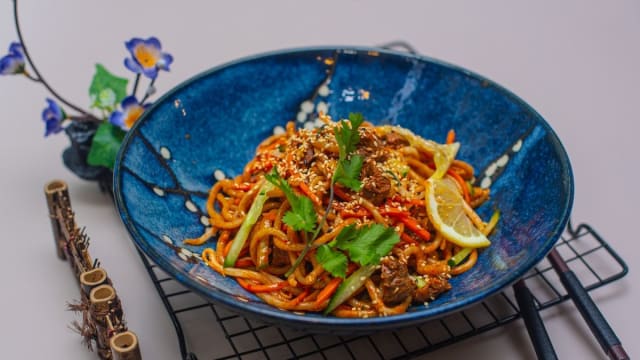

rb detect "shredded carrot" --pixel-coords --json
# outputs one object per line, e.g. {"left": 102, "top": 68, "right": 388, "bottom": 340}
{"left": 384, "top": 211, "right": 431, "bottom": 241}
{"left": 237, "top": 278, "right": 287, "bottom": 293}
{"left": 448, "top": 169, "right": 471, "bottom": 204}
{"left": 398, "top": 216, "right": 431, "bottom": 241}
{"left": 234, "top": 257, "right": 255, "bottom": 268}
{"left": 380, "top": 207, "right": 410, "bottom": 217}
{"left": 446, "top": 129, "right": 456, "bottom": 144}
{"left": 298, "top": 182, "right": 322, "bottom": 206}
{"left": 401, "top": 232, "right": 419, "bottom": 244}
{"left": 339, "top": 208, "right": 370, "bottom": 219}
{"left": 287, "top": 288, "right": 310, "bottom": 308}
{"left": 332, "top": 185, "right": 352, "bottom": 201}
{"left": 407, "top": 199, "right": 425, "bottom": 207}
{"left": 314, "top": 278, "right": 343, "bottom": 306}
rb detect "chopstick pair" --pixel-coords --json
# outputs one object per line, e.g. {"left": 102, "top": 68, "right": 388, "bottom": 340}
{"left": 513, "top": 249, "right": 629, "bottom": 360}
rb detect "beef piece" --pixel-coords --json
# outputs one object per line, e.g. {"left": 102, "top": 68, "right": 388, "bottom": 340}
{"left": 356, "top": 129, "right": 381, "bottom": 157}
{"left": 384, "top": 132, "right": 409, "bottom": 147}
{"left": 358, "top": 128, "right": 380, "bottom": 149}
{"left": 361, "top": 159, "right": 379, "bottom": 178}
{"left": 361, "top": 159, "right": 392, "bottom": 205}
{"left": 381, "top": 256, "right": 416, "bottom": 306}
{"left": 413, "top": 274, "right": 452, "bottom": 303}
{"left": 302, "top": 146, "right": 314, "bottom": 167}
{"left": 363, "top": 173, "right": 391, "bottom": 205}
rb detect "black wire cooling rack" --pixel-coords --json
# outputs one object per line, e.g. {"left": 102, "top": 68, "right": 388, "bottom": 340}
{"left": 137, "top": 221, "right": 628, "bottom": 360}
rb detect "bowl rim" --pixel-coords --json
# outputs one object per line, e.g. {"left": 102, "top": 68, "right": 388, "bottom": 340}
{"left": 113, "top": 45, "right": 574, "bottom": 331}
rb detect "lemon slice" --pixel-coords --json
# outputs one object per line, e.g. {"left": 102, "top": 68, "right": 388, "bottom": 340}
{"left": 425, "top": 177, "right": 491, "bottom": 248}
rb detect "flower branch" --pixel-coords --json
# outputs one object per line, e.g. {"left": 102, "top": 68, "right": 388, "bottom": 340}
{"left": 11, "top": 0, "right": 99, "bottom": 122}
{"left": 2, "top": 0, "right": 175, "bottom": 180}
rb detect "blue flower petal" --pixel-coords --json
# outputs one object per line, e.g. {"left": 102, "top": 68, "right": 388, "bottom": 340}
{"left": 121, "top": 95, "right": 140, "bottom": 110}
{"left": 141, "top": 66, "right": 158, "bottom": 80}
{"left": 41, "top": 99, "right": 65, "bottom": 137}
{"left": 124, "top": 57, "right": 142, "bottom": 74}
{"left": 145, "top": 37, "right": 162, "bottom": 50}
{"left": 109, "top": 110, "right": 126, "bottom": 129}
{"left": 0, "top": 53, "right": 25, "bottom": 75}
{"left": 125, "top": 38, "right": 144, "bottom": 53}
{"left": 158, "top": 53, "right": 173, "bottom": 70}
{"left": 8, "top": 42, "right": 24, "bottom": 57}
{"left": 45, "top": 119, "right": 63, "bottom": 137}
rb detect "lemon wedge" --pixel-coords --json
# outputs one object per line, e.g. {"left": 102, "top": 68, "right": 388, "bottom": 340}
{"left": 425, "top": 177, "right": 491, "bottom": 248}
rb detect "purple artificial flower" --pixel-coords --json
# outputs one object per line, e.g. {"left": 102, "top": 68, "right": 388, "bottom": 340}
{"left": 109, "top": 96, "right": 148, "bottom": 130}
{"left": 41, "top": 98, "right": 66, "bottom": 136}
{"left": 0, "top": 42, "right": 26, "bottom": 75}
{"left": 123, "top": 37, "right": 173, "bottom": 79}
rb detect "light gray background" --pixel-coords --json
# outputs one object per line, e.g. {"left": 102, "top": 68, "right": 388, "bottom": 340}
{"left": 0, "top": 1, "right": 637, "bottom": 359}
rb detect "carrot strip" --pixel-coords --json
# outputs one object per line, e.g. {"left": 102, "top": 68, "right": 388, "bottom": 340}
{"left": 446, "top": 129, "right": 456, "bottom": 144}
{"left": 234, "top": 257, "right": 255, "bottom": 268}
{"left": 298, "top": 182, "right": 322, "bottom": 206}
{"left": 332, "top": 185, "right": 352, "bottom": 201}
{"left": 380, "top": 207, "right": 410, "bottom": 217}
{"left": 287, "top": 288, "right": 310, "bottom": 308}
{"left": 315, "top": 278, "right": 343, "bottom": 307}
{"left": 448, "top": 169, "right": 471, "bottom": 204}
{"left": 407, "top": 199, "right": 425, "bottom": 207}
{"left": 398, "top": 216, "right": 431, "bottom": 241}
{"left": 400, "top": 232, "right": 419, "bottom": 244}
{"left": 383, "top": 211, "right": 432, "bottom": 241}
{"left": 237, "top": 278, "right": 287, "bottom": 293}
{"left": 339, "top": 208, "right": 370, "bottom": 219}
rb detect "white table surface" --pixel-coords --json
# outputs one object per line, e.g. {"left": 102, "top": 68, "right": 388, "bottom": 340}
{"left": 1, "top": 1, "right": 637, "bottom": 359}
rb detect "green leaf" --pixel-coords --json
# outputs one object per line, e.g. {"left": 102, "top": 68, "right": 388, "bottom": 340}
{"left": 316, "top": 244, "right": 348, "bottom": 278}
{"left": 282, "top": 196, "right": 316, "bottom": 232}
{"left": 333, "top": 154, "right": 363, "bottom": 191}
{"left": 334, "top": 223, "right": 400, "bottom": 266}
{"left": 87, "top": 122, "right": 126, "bottom": 169}
{"left": 89, "top": 64, "right": 128, "bottom": 110}
{"left": 265, "top": 168, "right": 317, "bottom": 232}
{"left": 325, "top": 264, "right": 376, "bottom": 314}
{"left": 333, "top": 112, "right": 364, "bottom": 161}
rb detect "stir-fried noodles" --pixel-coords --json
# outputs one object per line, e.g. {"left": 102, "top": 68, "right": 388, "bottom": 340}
{"left": 187, "top": 113, "right": 497, "bottom": 317}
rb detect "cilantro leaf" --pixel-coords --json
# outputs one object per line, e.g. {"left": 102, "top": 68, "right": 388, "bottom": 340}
{"left": 282, "top": 196, "right": 316, "bottom": 232}
{"left": 333, "top": 154, "right": 363, "bottom": 191}
{"left": 332, "top": 113, "right": 365, "bottom": 190}
{"left": 334, "top": 223, "right": 400, "bottom": 266}
{"left": 265, "top": 168, "right": 317, "bottom": 232}
{"left": 334, "top": 112, "right": 364, "bottom": 161}
{"left": 316, "top": 244, "right": 348, "bottom": 278}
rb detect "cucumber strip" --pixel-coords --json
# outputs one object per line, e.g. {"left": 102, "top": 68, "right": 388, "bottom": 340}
{"left": 448, "top": 247, "right": 472, "bottom": 267}
{"left": 223, "top": 180, "right": 274, "bottom": 267}
{"left": 325, "top": 264, "right": 376, "bottom": 314}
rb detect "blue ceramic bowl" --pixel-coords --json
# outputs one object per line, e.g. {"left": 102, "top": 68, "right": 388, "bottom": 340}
{"left": 113, "top": 46, "right": 573, "bottom": 332}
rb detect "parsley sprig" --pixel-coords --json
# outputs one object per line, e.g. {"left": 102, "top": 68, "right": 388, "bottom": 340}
{"left": 265, "top": 168, "right": 316, "bottom": 232}
{"left": 333, "top": 113, "right": 365, "bottom": 191}
{"left": 317, "top": 223, "right": 400, "bottom": 278}
{"left": 268, "top": 113, "right": 366, "bottom": 277}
